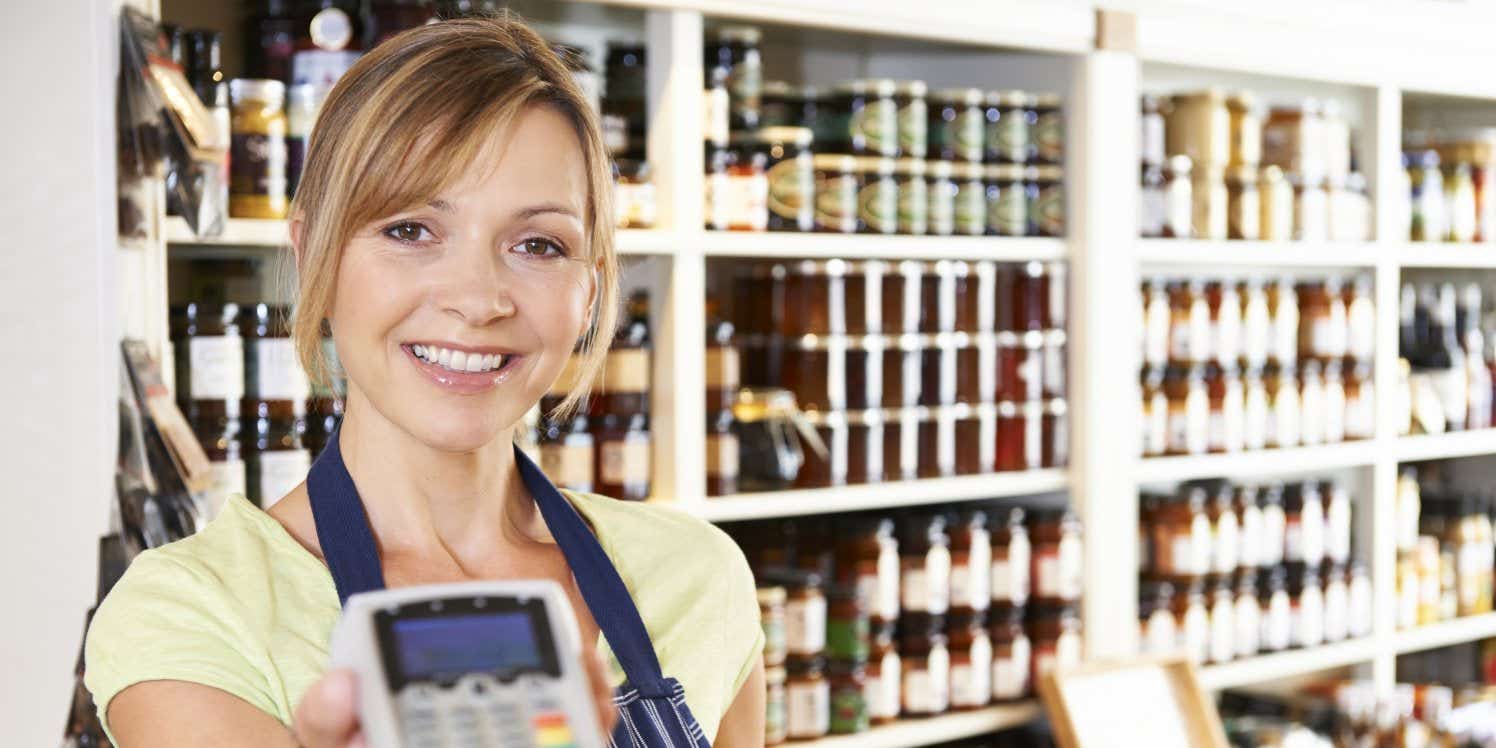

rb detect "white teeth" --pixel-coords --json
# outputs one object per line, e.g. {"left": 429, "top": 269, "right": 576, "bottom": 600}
{"left": 438, "top": 348, "right": 452, "bottom": 367}
{"left": 415, "top": 346, "right": 508, "bottom": 373}
{"left": 465, "top": 355, "right": 483, "bottom": 372}
{"left": 450, "top": 351, "right": 468, "bottom": 371}
{"left": 487, "top": 354, "right": 502, "bottom": 370}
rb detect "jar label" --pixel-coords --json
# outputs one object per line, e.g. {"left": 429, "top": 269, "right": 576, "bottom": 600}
{"left": 988, "top": 111, "right": 1029, "bottom": 163}
{"left": 903, "top": 646, "right": 950, "bottom": 714}
{"left": 898, "top": 100, "right": 928, "bottom": 158}
{"left": 726, "top": 60, "right": 763, "bottom": 126}
{"left": 851, "top": 99, "right": 898, "bottom": 157}
{"left": 248, "top": 338, "right": 310, "bottom": 402}
{"left": 786, "top": 680, "right": 830, "bottom": 739}
{"left": 784, "top": 595, "right": 828, "bottom": 655}
{"left": 946, "top": 110, "right": 984, "bottom": 162}
{"left": 1209, "top": 599, "right": 1234, "bottom": 664}
{"left": 927, "top": 178, "right": 957, "bottom": 236}
{"left": 1037, "top": 184, "right": 1064, "bottom": 237}
{"left": 1324, "top": 582, "right": 1349, "bottom": 641}
{"left": 767, "top": 155, "right": 813, "bottom": 224}
{"left": 875, "top": 650, "right": 901, "bottom": 719}
{"left": 762, "top": 616, "right": 787, "bottom": 666}
{"left": 705, "top": 433, "right": 739, "bottom": 480}
{"left": 992, "top": 634, "right": 1030, "bottom": 700}
{"left": 1143, "top": 391, "right": 1168, "bottom": 456}
{"left": 189, "top": 335, "right": 245, "bottom": 401}
{"left": 965, "top": 530, "right": 992, "bottom": 610}
{"left": 988, "top": 183, "right": 1027, "bottom": 236}
{"left": 721, "top": 173, "right": 769, "bottom": 231}
{"left": 1140, "top": 183, "right": 1167, "bottom": 237}
{"left": 603, "top": 349, "right": 650, "bottom": 395}
{"left": 1036, "top": 112, "right": 1063, "bottom": 163}
{"left": 1165, "top": 176, "right": 1192, "bottom": 238}
{"left": 541, "top": 441, "right": 594, "bottom": 493}
{"left": 1264, "top": 595, "right": 1292, "bottom": 650}
{"left": 1269, "top": 385, "right": 1300, "bottom": 448}
{"left": 927, "top": 545, "right": 952, "bottom": 614}
{"left": 1326, "top": 498, "right": 1351, "bottom": 563}
{"left": 1292, "top": 594, "right": 1325, "bottom": 648}
{"left": 815, "top": 173, "right": 859, "bottom": 233}
{"left": 877, "top": 538, "right": 900, "bottom": 620}
{"left": 230, "top": 129, "right": 288, "bottom": 216}
{"left": 614, "top": 181, "right": 658, "bottom": 229}
{"left": 1184, "top": 606, "right": 1210, "bottom": 664}
{"left": 202, "top": 458, "right": 246, "bottom": 522}
{"left": 993, "top": 534, "right": 1031, "bottom": 604}
{"left": 765, "top": 685, "right": 787, "bottom": 744}
{"left": 897, "top": 177, "right": 929, "bottom": 235}
{"left": 1213, "top": 514, "right": 1240, "bottom": 573}
{"left": 257, "top": 448, "right": 310, "bottom": 509}
{"left": 954, "top": 181, "right": 986, "bottom": 235}
{"left": 706, "top": 347, "right": 740, "bottom": 391}
{"left": 1239, "top": 506, "right": 1263, "bottom": 568}
{"left": 829, "top": 683, "right": 869, "bottom": 734}
{"left": 827, "top": 616, "right": 871, "bottom": 661}
{"left": 1243, "top": 383, "right": 1269, "bottom": 451}
{"left": 704, "top": 171, "right": 731, "bottom": 230}
{"left": 857, "top": 177, "right": 898, "bottom": 234}
{"left": 1144, "top": 610, "right": 1178, "bottom": 656}
{"left": 702, "top": 86, "right": 730, "bottom": 147}
{"left": 950, "top": 634, "right": 992, "bottom": 708}
{"left": 600, "top": 435, "right": 650, "bottom": 486}
{"left": 1261, "top": 505, "right": 1287, "bottom": 566}
{"left": 1234, "top": 598, "right": 1261, "bottom": 658}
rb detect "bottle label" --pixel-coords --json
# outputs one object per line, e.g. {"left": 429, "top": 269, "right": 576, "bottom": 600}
{"left": 1037, "top": 183, "right": 1064, "bottom": 236}
{"left": 954, "top": 181, "right": 986, "bottom": 235}
{"left": 705, "top": 347, "right": 740, "bottom": 391}
{"left": 927, "top": 178, "right": 956, "bottom": 235}
{"left": 875, "top": 651, "right": 901, "bottom": 719}
{"left": 1036, "top": 112, "right": 1062, "bottom": 163}
{"left": 602, "top": 349, "right": 650, "bottom": 395}
{"left": 721, "top": 173, "right": 769, "bottom": 231}
{"left": 877, "top": 537, "right": 900, "bottom": 620}
{"left": 786, "top": 680, "right": 829, "bottom": 739}
{"left": 1145, "top": 392, "right": 1169, "bottom": 456}
{"left": 898, "top": 100, "right": 928, "bottom": 157}
{"left": 600, "top": 435, "right": 650, "bottom": 486}
{"left": 963, "top": 530, "right": 991, "bottom": 610}
{"left": 988, "top": 183, "right": 1028, "bottom": 236}
{"left": 897, "top": 177, "right": 929, "bottom": 235}
{"left": 230, "top": 128, "right": 288, "bottom": 213}
{"left": 767, "top": 155, "right": 813, "bottom": 223}
{"left": 857, "top": 176, "right": 898, "bottom": 234}
{"left": 1186, "top": 386, "right": 1209, "bottom": 454}
{"left": 784, "top": 595, "right": 827, "bottom": 655}
{"left": 987, "top": 111, "right": 1029, "bottom": 163}
{"left": 934, "top": 107, "right": 983, "bottom": 162}
{"left": 814, "top": 173, "right": 859, "bottom": 233}
{"left": 248, "top": 338, "right": 309, "bottom": 401}
{"left": 1234, "top": 598, "right": 1261, "bottom": 658}
{"left": 189, "top": 335, "right": 245, "bottom": 401}
{"left": 851, "top": 99, "right": 898, "bottom": 157}
{"left": 541, "top": 441, "right": 593, "bottom": 493}
{"left": 1165, "top": 176, "right": 1192, "bottom": 237}
{"left": 257, "top": 449, "right": 310, "bottom": 509}
{"left": 992, "top": 635, "right": 1030, "bottom": 700}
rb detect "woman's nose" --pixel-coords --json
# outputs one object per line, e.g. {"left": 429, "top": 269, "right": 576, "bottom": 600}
{"left": 434, "top": 241, "right": 517, "bottom": 326}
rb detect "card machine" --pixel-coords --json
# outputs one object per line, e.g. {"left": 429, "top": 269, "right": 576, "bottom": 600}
{"left": 329, "top": 580, "right": 608, "bottom": 748}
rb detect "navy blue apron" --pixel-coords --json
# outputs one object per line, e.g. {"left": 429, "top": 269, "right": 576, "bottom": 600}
{"left": 307, "top": 430, "right": 712, "bottom": 748}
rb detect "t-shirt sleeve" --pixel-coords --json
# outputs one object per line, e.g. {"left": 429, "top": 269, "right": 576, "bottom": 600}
{"left": 718, "top": 531, "right": 765, "bottom": 703}
{"left": 84, "top": 549, "right": 277, "bottom": 740}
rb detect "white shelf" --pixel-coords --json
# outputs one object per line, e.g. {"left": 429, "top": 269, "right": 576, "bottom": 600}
{"left": 696, "top": 231, "right": 1068, "bottom": 262}
{"left": 1197, "top": 638, "right": 1379, "bottom": 691}
{"left": 1393, "top": 614, "right": 1496, "bottom": 655}
{"left": 1137, "top": 442, "right": 1377, "bottom": 483}
{"left": 691, "top": 470, "right": 1069, "bottom": 523}
{"left": 1136, "top": 239, "right": 1381, "bottom": 268}
{"left": 1396, "top": 243, "right": 1496, "bottom": 269}
{"left": 794, "top": 702, "right": 1042, "bottom": 748}
{"left": 1394, "top": 430, "right": 1496, "bottom": 462}
{"left": 166, "top": 216, "right": 288, "bottom": 247}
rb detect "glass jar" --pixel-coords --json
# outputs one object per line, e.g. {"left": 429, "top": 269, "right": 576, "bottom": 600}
{"left": 1447, "top": 163, "right": 1478, "bottom": 242}
{"left": 1233, "top": 570, "right": 1262, "bottom": 658}
{"left": 1264, "top": 363, "right": 1301, "bottom": 449}
{"left": 1030, "top": 167, "right": 1065, "bottom": 237}
{"left": 893, "top": 80, "right": 928, "bottom": 159}
{"left": 1284, "top": 481, "right": 1327, "bottom": 567}
{"left": 758, "top": 126, "right": 815, "bottom": 232}
{"left": 948, "top": 613, "right": 993, "bottom": 711}
{"left": 826, "top": 585, "right": 872, "bottom": 662}
{"left": 539, "top": 412, "right": 594, "bottom": 494}
{"left": 1241, "top": 279, "right": 1271, "bottom": 370}
{"left": 899, "top": 614, "right": 951, "bottom": 716}
{"left": 174, "top": 302, "right": 245, "bottom": 429}
{"left": 1298, "top": 359, "right": 1326, "bottom": 446}
{"left": 1323, "top": 480, "right": 1352, "bottom": 566}
{"left": 947, "top": 510, "right": 992, "bottom": 615}
{"left": 1043, "top": 399, "right": 1069, "bottom": 469}
{"left": 995, "top": 400, "right": 1043, "bottom": 472}
{"left": 1226, "top": 165, "right": 1261, "bottom": 240}
{"left": 855, "top": 156, "right": 898, "bottom": 235}
{"left": 995, "top": 330, "right": 1043, "bottom": 402}
{"left": 1167, "top": 89, "right": 1230, "bottom": 169}
{"left": 1141, "top": 162, "right": 1167, "bottom": 238}
{"left": 1266, "top": 279, "right": 1299, "bottom": 368}
{"left": 765, "top": 665, "right": 788, "bottom": 745}
{"left": 1348, "top": 561, "right": 1373, "bottom": 638}
{"left": 785, "top": 655, "right": 830, "bottom": 740}
{"left": 1033, "top": 93, "right": 1063, "bottom": 165}
{"left": 915, "top": 406, "right": 953, "bottom": 479}
{"left": 1287, "top": 563, "right": 1326, "bottom": 648}
{"left": 1013, "top": 261, "right": 1055, "bottom": 331}
{"left": 1235, "top": 484, "right": 1264, "bottom": 569}
{"left": 706, "top": 26, "right": 763, "bottom": 132}
{"left": 1259, "top": 567, "right": 1292, "bottom": 652}
{"left": 926, "top": 160, "right": 957, "bottom": 236}
{"left": 931, "top": 88, "right": 984, "bottom": 163}
{"left": 732, "top": 388, "right": 805, "bottom": 492}
{"left": 1260, "top": 483, "right": 1288, "bottom": 567}
{"left": 1141, "top": 367, "right": 1169, "bottom": 457}
{"left": 828, "top": 79, "right": 897, "bottom": 157}
{"left": 613, "top": 159, "right": 657, "bottom": 229}
{"left": 1207, "top": 575, "right": 1236, "bottom": 664}
{"left": 1259, "top": 164, "right": 1295, "bottom": 241}
{"left": 1410, "top": 150, "right": 1445, "bottom": 242}
{"left": 196, "top": 424, "right": 244, "bottom": 522}
{"left": 779, "top": 569, "right": 828, "bottom": 657}
{"left": 1396, "top": 467, "right": 1421, "bottom": 554}
{"left": 952, "top": 161, "right": 987, "bottom": 236}
{"left": 1030, "top": 509, "right": 1082, "bottom": 605}
{"left": 1142, "top": 279, "right": 1171, "bottom": 369}
{"left": 1206, "top": 363, "right": 1245, "bottom": 455}
{"left": 986, "top": 90, "right": 1033, "bottom": 164}
{"left": 1293, "top": 176, "right": 1330, "bottom": 241}
{"left": 1028, "top": 604, "right": 1082, "bottom": 685}
{"left": 990, "top": 508, "right": 1031, "bottom": 608}
{"left": 796, "top": 409, "right": 848, "bottom": 489}
{"left": 721, "top": 133, "right": 769, "bottom": 231}
{"left": 985, "top": 164, "right": 1027, "bottom": 237}
{"left": 892, "top": 158, "right": 929, "bottom": 235}
{"left": 1208, "top": 484, "right": 1241, "bottom": 575}
{"left": 846, "top": 409, "right": 887, "bottom": 485}
{"left": 901, "top": 514, "right": 952, "bottom": 616}
{"left": 1172, "top": 579, "right": 1210, "bottom": 664}
{"left": 1206, "top": 280, "right": 1242, "bottom": 367}
{"left": 1344, "top": 276, "right": 1374, "bottom": 364}
{"left": 1193, "top": 165, "right": 1229, "bottom": 240}
{"left": 1299, "top": 278, "right": 1349, "bottom": 362}
{"left": 241, "top": 401, "right": 309, "bottom": 509}
{"left": 1164, "top": 364, "right": 1209, "bottom": 456}
{"left": 1343, "top": 361, "right": 1374, "bottom": 441}
{"left": 229, "top": 79, "right": 289, "bottom": 219}
{"left": 813, "top": 154, "right": 859, "bottom": 234}
{"left": 1141, "top": 94, "right": 1167, "bottom": 168}
{"left": 1163, "top": 155, "right": 1194, "bottom": 238}
{"left": 593, "top": 413, "right": 650, "bottom": 501}
{"left": 1227, "top": 92, "right": 1262, "bottom": 168}
{"left": 704, "top": 143, "right": 731, "bottom": 230}
{"left": 866, "top": 624, "right": 901, "bottom": 725}
{"left": 1151, "top": 486, "right": 1213, "bottom": 579}
{"left": 1168, "top": 279, "right": 1210, "bottom": 365}
{"left": 1139, "top": 581, "right": 1179, "bottom": 656}
{"left": 828, "top": 659, "right": 869, "bottom": 735}
{"left": 1323, "top": 562, "right": 1350, "bottom": 642}
{"left": 759, "top": 586, "right": 789, "bottom": 668}
{"left": 1242, "top": 367, "right": 1269, "bottom": 451}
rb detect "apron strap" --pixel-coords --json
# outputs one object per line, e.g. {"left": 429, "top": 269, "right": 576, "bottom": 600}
{"left": 306, "top": 428, "right": 387, "bottom": 606}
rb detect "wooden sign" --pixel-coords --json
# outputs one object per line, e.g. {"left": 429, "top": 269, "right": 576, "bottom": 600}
{"left": 1038, "top": 656, "right": 1228, "bottom": 748}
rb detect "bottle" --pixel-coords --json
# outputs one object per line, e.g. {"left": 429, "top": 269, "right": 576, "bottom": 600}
{"left": 705, "top": 299, "right": 740, "bottom": 496}
{"left": 1424, "top": 284, "right": 1468, "bottom": 431}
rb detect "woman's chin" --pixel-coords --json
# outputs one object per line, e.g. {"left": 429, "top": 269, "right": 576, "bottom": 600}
{"left": 405, "top": 417, "right": 510, "bottom": 454}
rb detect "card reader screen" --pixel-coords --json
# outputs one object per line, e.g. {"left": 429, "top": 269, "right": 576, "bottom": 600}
{"left": 393, "top": 612, "right": 544, "bottom": 681}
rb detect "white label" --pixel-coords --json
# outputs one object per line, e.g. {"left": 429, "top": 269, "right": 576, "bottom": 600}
{"left": 1300, "top": 376, "right": 1326, "bottom": 445}
{"left": 1190, "top": 514, "right": 1213, "bottom": 576}
{"left": 189, "top": 335, "right": 245, "bottom": 401}
{"left": 258, "top": 449, "right": 310, "bottom": 509}
{"left": 1345, "top": 383, "right": 1375, "bottom": 440}
{"left": 967, "top": 530, "right": 991, "bottom": 610}
{"left": 1186, "top": 387, "right": 1209, "bottom": 454}
{"left": 1300, "top": 501, "right": 1325, "bottom": 565}
{"left": 1293, "top": 590, "right": 1325, "bottom": 648}
{"left": 784, "top": 596, "right": 827, "bottom": 655}
{"left": 1270, "top": 384, "right": 1300, "bottom": 448}
{"left": 1435, "top": 366, "right": 1469, "bottom": 431}
{"left": 927, "top": 546, "right": 952, "bottom": 614}
{"left": 951, "top": 635, "right": 993, "bottom": 708}
{"left": 902, "top": 567, "right": 929, "bottom": 613}
{"left": 1272, "top": 301, "right": 1299, "bottom": 367}
{"left": 721, "top": 174, "right": 769, "bottom": 230}
{"left": 873, "top": 650, "right": 901, "bottom": 719}
{"left": 702, "top": 87, "right": 729, "bottom": 146}
{"left": 1184, "top": 605, "right": 1210, "bottom": 664}
{"left": 1234, "top": 596, "right": 1261, "bottom": 658}
{"left": 1213, "top": 302, "right": 1242, "bottom": 365}
{"left": 877, "top": 537, "right": 901, "bottom": 620}
{"left": 202, "top": 458, "right": 245, "bottom": 522}
{"left": 1213, "top": 512, "right": 1240, "bottom": 573}
{"left": 252, "top": 338, "right": 310, "bottom": 401}
{"left": 1242, "top": 294, "right": 1270, "bottom": 368}
{"left": 992, "top": 534, "right": 1031, "bottom": 605}
{"left": 704, "top": 172, "right": 731, "bottom": 230}
{"left": 1243, "top": 380, "right": 1269, "bottom": 451}
{"left": 1144, "top": 391, "right": 1169, "bottom": 456}
{"left": 1239, "top": 504, "right": 1263, "bottom": 568}
{"left": 786, "top": 680, "right": 830, "bottom": 739}
{"left": 1144, "top": 296, "right": 1170, "bottom": 367}
{"left": 904, "top": 647, "right": 950, "bottom": 714}
{"left": 1349, "top": 574, "right": 1374, "bottom": 637}
{"left": 992, "top": 635, "right": 1030, "bottom": 700}
{"left": 1324, "top": 580, "right": 1349, "bottom": 642}
{"left": 1209, "top": 597, "right": 1235, "bottom": 664}
{"left": 1144, "top": 610, "right": 1179, "bottom": 656}
{"left": 1263, "top": 594, "right": 1292, "bottom": 651}
{"left": 1261, "top": 504, "right": 1287, "bottom": 566}
{"left": 1326, "top": 495, "right": 1352, "bottom": 564}
{"left": 600, "top": 436, "right": 650, "bottom": 485}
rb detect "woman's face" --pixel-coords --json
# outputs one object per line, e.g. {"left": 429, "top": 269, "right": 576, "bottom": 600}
{"left": 329, "top": 105, "right": 594, "bottom": 453}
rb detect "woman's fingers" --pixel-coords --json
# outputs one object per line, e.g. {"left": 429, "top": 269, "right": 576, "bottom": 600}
{"left": 582, "top": 647, "right": 620, "bottom": 738}
{"left": 293, "top": 669, "right": 362, "bottom": 748}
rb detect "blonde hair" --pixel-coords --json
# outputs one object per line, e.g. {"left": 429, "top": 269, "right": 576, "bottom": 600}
{"left": 290, "top": 14, "right": 618, "bottom": 417}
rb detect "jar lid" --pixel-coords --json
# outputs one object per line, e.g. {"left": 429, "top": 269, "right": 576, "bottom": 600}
{"left": 1140, "top": 580, "right": 1176, "bottom": 608}
{"left": 894, "top": 158, "right": 927, "bottom": 177}
{"left": 757, "top": 586, "right": 788, "bottom": 607}
{"left": 828, "top": 659, "right": 868, "bottom": 678}
{"left": 1032, "top": 92, "right": 1062, "bottom": 108}
{"left": 761, "top": 565, "right": 824, "bottom": 591}
{"left": 854, "top": 156, "right": 897, "bottom": 175}
{"left": 733, "top": 387, "right": 800, "bottom": 422}
{"left": 934, "top": 87, "right": 984, "bottom": 106}
{"left": 986, "top": 164, "right": 1024, "bottom": 180}
{"left": 812, "top": 153, "right": 858, "bottom": 172}
{"left": 1284, "top": 562, "right": 1319, "bottom": 594}
{"left": 230, "top": 78, "right": 286, "bottom": 105}
{"left": 926, "top": 160, "right": 954, "bottom": 179}
{"left": 1026, "top": 602, "right": 1080, "bottom": 622}
{"left": 756, "top": 126, "right": 815, "bottom": 147}
{"left": 710, "top": 25, "right": 762, "bottom": 44}
{"left": 837, "top": 78, "right": 898, "bottom": 97}
{"left": 892, "top": 80, "right": 928, "bottom": 98}
{"left": 947, "top": 610, "right": 988, "bottom": 631}
{"left": 897, "top": 611, "right": 947, "bottom": 638}
{"left": 1260, "top": 566, "right": 1287, "bottom": 593}
{"left": 988, "top": 89, "right": 1028, "bottom": 106}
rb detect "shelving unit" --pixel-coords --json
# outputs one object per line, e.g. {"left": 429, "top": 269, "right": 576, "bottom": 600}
{"left": 97, "top": 2, "right": 1496, "bottom": 748}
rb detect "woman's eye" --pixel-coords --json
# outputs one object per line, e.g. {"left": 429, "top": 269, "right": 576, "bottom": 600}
{"left": 516, "top": 237, "right": 565, "bottom": 257}
{"left": 383, "top": 222, "right": 433, "bottom": 243}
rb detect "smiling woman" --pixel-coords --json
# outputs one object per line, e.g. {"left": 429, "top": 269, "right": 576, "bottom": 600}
{"left": 83, "top": 13, "right": 766, "bottom": 748}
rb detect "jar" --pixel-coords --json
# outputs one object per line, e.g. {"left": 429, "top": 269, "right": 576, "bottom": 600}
{"left": 1233, "top": 570, "right": 1261, "bottom": 658}
{"left": 785, "top": 655, "right": 830, "bottom": 740}
{"left": 285, "top": 83, "right": 317, "bottom": 199}
{"left": 1141, "top": 162, "right": 1168, "bottom": 238}
{"left": 229, "top": 79, "right": 289, "bottom": 219}
{"left": 1293, "top": 176, "right": 1330, "bottom": 241}
{"left": 1242, "top": 367, "right": 1269, "bottom": 451}
{"left": 1410, "top": 150, "right": 1445, "bottom": 242}
{"left": 707, "top": 26, "right": 763, "bottom": 131}
{"left": 1226, "top": 165, "right": 1261, "bottom": 240}
{"left": 1323, "top": 480, "right": 1352, "bottom": 566}
{"left": 900, "top": 613, "right": 951, "bottom": 716}
{"left": 813, "top": 154, "right": 860, "bottom": 234}
{"left": 778, "top": 336, "right": 851, "bottom": 410}
{"left": 882, "top": 407, "right": 918, "bottom": 482}
{"left": 1259, "top": 165, "right": 1295, "bottom": 241}
{"left": 592, "top": 413, "right": 650, "bottom": 501}
{"left": 986, "top": 90, "right": 1033, "bottom": 164}
{"left": 952, "top": 162, "right": 987, "bottom": 236}
{"left": 196, "top": 424, "right": 244, "bottom": 521}
{"left": 1012, "top": 261, "right": 1055, "bottom": 331}
{"left": 539, "top": 412, "right": 594, "bottom": 494}
{"left": 765, "top": 665, "right": 788, "bottom": 745}
{"left": 1030, "top": 509, "right": 1082, "bottom": 605}
{"left": 721, "top": 133, "right": 770, "bottom": 231}
{"left": 1396, "top": 467, "right": 1421, "bottom": 554}
{"left": 866, "top": 624, "right": 901, "bottom": 725}
{"left": 1347, "top": 561, "right": 1374, "bottom": 638}
{"left": 926, "top": 160, "right": 957, "bottom": 236}
{"left": 1033, "top": 93, "right": 1063, "bottom": 165}
{"left": 1259, "top": 567, "right": 1292, "bottom": 652}
{"left": 995, "top": 400, "right": 1043, "bottom": 472}
{"left": 1141, "top": 367, "right": 1168, "bottom": 457}
{"left": 1263, "top": 101, "right": 1325, "bottom": 185}
{"left": 1167, "top": 89, "right": 1230, "bottom": 170}
{"left": 989, "top": 604, "right": 1031, "bottom": 701}
{"left": 243, "top": 303, "right": 309, "bottom": 417}
{"left": 948, "top": 613, "right": 993, "bottom": 710}
{"left": 1043, "top": 399, "right": 1069, "bottom": 468}
{"left": 759, "top": 80, "right": 802, "bottom": 129}
{"left": 931, "top": 88, "right": 985, "bottom": 163}
{"left": 704, "top": 143, "right": 731, "bottom": 230}
{"left": 894, "top": 158, "right": 929, "bottom": 235}
{"left": 1447, "top": 163, "right": 1478, "bottom": 243}
{"left": 855, "top": 156, "right": 898, "bottom": 235}
{"left": 991, "top": 508, "right": 1031, "bottom": 608}
{"left": 1151, "top": 487, "right": 1213, "bottom": 579}
{"left": 796, "top": 409, "right": 847, "bottom": 489}
{"left": 893, "top": 81, "right": 928, "bottom": 158}
{"left": 758, "top": 126, "right": 815, "bottom": 232}
{"left": 1206, "top": 363, "right": 1245, "bottom": 455}
{"left": 830, "top": 79, "right": 897, "bottom": 157}
{"left": 1207, "top": 575, "right": 1235, "bottom": 664}
{"left": 779, "top": 569, "right": 828, "bottom": 656}
{"left": 1163, "top": 364, "right": 1209, "bottom": 456}
{"left": 846, "top": 409, "right": 887, "bottom": 485}
{"left": 241, "top": 402, "right": 309, "bottom": 509}
{"left": 175, "top": 303, "right": 247, "bottom": 434}
{"left": 1266, "top": 279, "right": 1299, "bottom": 368}
{"left": 901, "top": 514, "right": 952, "bottom": 616}
{"left": 828, "top": 659, "right": 869, "bottom": 734}
{"left": 1323, "top": 562, "right": 1350, "bottom": 642}
{"left": 996, "top": 330, "right": 1043, "bottom": 402}
{"left": 1344, "top": 276, "right": 1374, "bottom": 364}
{"left": 1139, "top": 581, "right": 1179, "bottom": 656}
{"left": 759, "top": 586, "right": 789, "bottom": 669}
{"left": 732, "top": 388, "right": 804, "bottom": 491}
{"left": 1160, "top": 155, "right": 1196, "bottom": 239}
{"left": 914, "top": 406, "right": 956, "bottom": 479}
{"left": 1227, "top": 92, "right": 1262, "bottom": 168}
{"left": 1028, "top": 604, "right": 1082, "bottom": 685}
{"left": 984, "top": 165, "right": 1026, "bottom": 237}
{"left": 947, "top": 510, "right": 992, "bottom": 615}
{"left": 1299, "top": 278, "right": 1349, "bottom": 363}
{"left": 1236, "top": 484, "right": 1264, "bottom": 569}
{"left": 1206, "top": 280, "right": 1242, "bottom": 366}
{"left": 1208, "top": 484, "right": 1241, "bottom": 574}
{"left": 1241, "top": 280, "right": 1271, "bottom": 370}
{"left": 1287, "top": 563, "right": 1326, "bottom": 648}
{"left": 1330, "top": 172, "right": 1373, "bottom": 242}
{"left": 826, "top": 586, "right": 872, "bottom": 663}
{"left": 1284, "top": 481, "right": 1327, "bottom": 566}
{"left": 1031, "top": 166, "right": 1064, "bottom": 237}
{"left": 1343, "top": 362, "right": 1374, "bottom": 441}
{"left": 1168, "top": 279, "right": 1211, "bottom": 365}
{"left": 1141, "top": 94, "right": 1167, "bottom": 167}
{"left": 1298, "top": 360, "right": 1327, "bottom": 446}
{"left": 1260, "top": 483, "right": 1288, "bottom": 567}
{"left": 880, "top": 335, "right": 920, "bottom": 408}
{"left": 954, "top": 404, "right": 992, "bottom": 475}
{"left": 1142, "top": 280, "right": 1171, "bottom": 369}
{"left": 1264, "top": 363, "right": 1301, "bottom": 449}
{"left": 613, "top": 159, "right": 657, "bottom": 229}
{"left": 1162, "top": 579, "right": 1206, "bottom": 664}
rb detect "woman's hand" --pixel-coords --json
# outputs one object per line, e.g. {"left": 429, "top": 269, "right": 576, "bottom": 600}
{"left": 294, "top": 648, "right": 618, "bottom": 747}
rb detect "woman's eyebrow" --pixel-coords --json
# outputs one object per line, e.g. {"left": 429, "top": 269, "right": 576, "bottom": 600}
{"left": 516, "top": 202, "right": 580, "bottom": 220}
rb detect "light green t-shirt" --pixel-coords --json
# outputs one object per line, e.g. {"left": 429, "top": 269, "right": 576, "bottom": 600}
{"left": 84, "top": 492, "right": 764, "bottom": 744}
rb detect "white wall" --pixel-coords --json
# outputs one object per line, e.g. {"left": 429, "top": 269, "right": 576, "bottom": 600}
{"left": 0, "top": 0, "right": 117, "bottom": 743}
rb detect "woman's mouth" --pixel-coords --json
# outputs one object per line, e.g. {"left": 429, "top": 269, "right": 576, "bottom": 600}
{"left": 403, "top": 343, "right": 524, "bottom": 393}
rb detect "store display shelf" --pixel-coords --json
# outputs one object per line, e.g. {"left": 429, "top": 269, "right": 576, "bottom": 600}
{"left": 689, "top": 469, "right": 1069, "bottom": 523}
{"left": 1393, "top": 613, "right": 1496, "bottom": 655}
{"left": 1197, "top": 638, "right": 1379, "bottom": 691}
{"left": 794, "top": 701, "right": 1042, "bottom": 748}
{"left": 1137, "top": 442, "right": 1376, "bottom": 483}
{"left": 1136, "top": 239, "right": 1380, "bottom": 268}
{"left": 696, "top": 230, "right": 1068, "bottom": 262}
{"left": 1394, "top": 430, "right": 1496, "bottom": 462}
{"left": 1396, "top": 243, "right": 1496, "bottom": 269}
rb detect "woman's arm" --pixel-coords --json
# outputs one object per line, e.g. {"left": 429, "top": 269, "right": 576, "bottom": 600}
{"left": 106, "top": 681, "right": 304, "bottom": 748}
{"left": 712, "top": 659, "right": 766, "bottom": 748}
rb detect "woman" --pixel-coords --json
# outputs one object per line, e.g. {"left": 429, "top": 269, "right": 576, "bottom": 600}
{"left": 85, "top": 15, "right": 765, "bottom": 748}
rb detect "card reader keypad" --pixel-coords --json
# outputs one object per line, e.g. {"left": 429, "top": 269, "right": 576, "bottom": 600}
{"left": 398, "top": 674, "right": 578, "bottom": 748}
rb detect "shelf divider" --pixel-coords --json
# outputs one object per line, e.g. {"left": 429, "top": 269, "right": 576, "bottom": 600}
{"left": 689, "top": 470, "right": 1069, "bottom": 523}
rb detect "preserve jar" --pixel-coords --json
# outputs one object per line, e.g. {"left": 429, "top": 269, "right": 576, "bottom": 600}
{"left": 759, "top": 126, "right": 815, "bottom": 232}
{"left": 899, "top": 613, "right": 951, "bottom": 716}
{"left": 990, "top": 603, "right": 1032, "bottom": 701}
{"left": 1030, "top": 509, "right": 1082, "bottom": 605}
{"left": 947, "top": 612, "right": 993, "bottom": 711}
{"left": 813, "top": 154, "right": 860, "bottom": 234}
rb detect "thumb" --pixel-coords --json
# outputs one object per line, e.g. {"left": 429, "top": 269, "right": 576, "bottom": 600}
{"left": 294, "top": 669, "right": 362, "bottom": 748}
